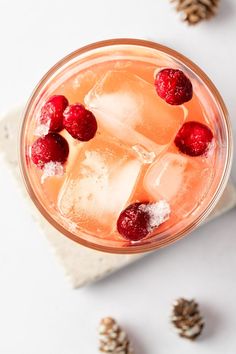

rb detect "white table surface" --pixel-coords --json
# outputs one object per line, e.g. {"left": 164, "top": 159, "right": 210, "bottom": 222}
{"left": 0, "top": 1, "right": 236, "bottom": 353}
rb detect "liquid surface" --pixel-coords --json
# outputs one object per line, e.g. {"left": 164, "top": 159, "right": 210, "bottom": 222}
{"left": 27, "top": 56, "right": 217, "bottom": 243}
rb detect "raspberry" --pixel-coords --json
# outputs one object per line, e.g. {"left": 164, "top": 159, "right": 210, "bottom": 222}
{"left": 155, "top": 68, "right": 193, "bottom": 105}
{"left": 39, "top": 95, "right": 68, "bottom": 132}
{"left": 63, "top": 104, "right": 97, "bottom": 141}
{"left": 117, "top": 202, "right": 152, "bottom": 241}
{"left": 174, "top": 121, "right": 213, "bottom": 156}
{"left": 31, "top": 133, "right": 69, "bottom": 168}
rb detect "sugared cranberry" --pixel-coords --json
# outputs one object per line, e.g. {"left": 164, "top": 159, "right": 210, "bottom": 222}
{"left": 155, "top": 68, "right": 193, "bottom": 105}
{"left": 174, "top": 121, "right": 213, "bottom": 156}
{"left": 39, "top": 95, "right": 69, "bottom": 132}
{"left": 31, "top": 133, "right": 69, "bottom": 168}
{"left": 117, "top": 202, "right": 151, "bottom": 241}
{"left": 63, "top": 104, "right": 97, "bottom": 141}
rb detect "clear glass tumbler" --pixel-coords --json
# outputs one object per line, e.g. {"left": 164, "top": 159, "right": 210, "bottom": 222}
{"left": 19, "top": 39, "right": 233, "bottom": 254}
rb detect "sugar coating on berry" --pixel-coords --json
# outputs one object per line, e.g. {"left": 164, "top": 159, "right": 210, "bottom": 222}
{"left": 41, "top": 161, "right": 64, "bottom": 183}
{"left": 39, "top": 95, "right": 68, "bottom": 133}
{"left": 139, "top": 200, "right": 171, "bottom": 231}
{"left": 63, "top": 103, "right": 97, "bottom": 141}
{"left": 155, "top": 68, "right": 193, "bottom": 105}
{"left": 117, "top": 201, "right": 170, "bottom": 241}
{"left": 174, "top": 121, "right": 213, "bottom": 156}
{"left": 31, "top": 133, "right": 69, "bottom": 168}
{"left": 35, "top": 121, "right": 50, "bottom": 137}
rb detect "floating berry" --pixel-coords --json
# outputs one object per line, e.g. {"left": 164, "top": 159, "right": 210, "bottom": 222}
{"left": 117, "top": 202, "right": 150, "bottom": 241}
{"left": 155, "top": 68, "right": 193, "bottom": 105}
{"left": 63, "top": 103, "right": 97, "bottom": 141}
{"left": 175, "top": 121, "right": 213, "bottom": 156}
{"left": 39, "top": 95, "right": 69, "bottom": 132}
{"left": 31, "top": 133, "right": 69, "bottom": 168}
{"left": 117, "top": 201, "right": 170, "bottom": 241}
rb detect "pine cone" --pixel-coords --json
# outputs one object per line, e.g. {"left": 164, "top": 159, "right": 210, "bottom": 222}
{"left": 99, "top": 317, "right": 134, "bottom": 353}
{"left": 171, "top": 0, "right": 220, "bottom": 24}
{"left": 171, "top": 298, "right": 204, "bottom": 340}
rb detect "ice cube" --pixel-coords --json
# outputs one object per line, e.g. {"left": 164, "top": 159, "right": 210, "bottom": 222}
{"left": 84, "top": 70, "right": 185, "bottom": 153}
{"left": 144, "top": 153, "right": 212, "bottom": 216}
{"left": 57, "top": 135, "right": 141, "bottom": 236}
{"left": 132, "top": 145, "right": 156, "bottom": 164}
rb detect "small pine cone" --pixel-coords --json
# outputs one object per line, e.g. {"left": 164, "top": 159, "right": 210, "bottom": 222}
{"left": 170, "top": 0, "right": 220, "bottom": 25}
{"left": 171, "top": 298, "right": 204, "bottom": 340}
{"left": 99, "top": 317, "right": 134, "bottom": 353}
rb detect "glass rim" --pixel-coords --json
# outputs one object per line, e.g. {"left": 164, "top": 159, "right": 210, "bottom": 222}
{"left": 19, "top": 38, "right": 233, "bottom": 254}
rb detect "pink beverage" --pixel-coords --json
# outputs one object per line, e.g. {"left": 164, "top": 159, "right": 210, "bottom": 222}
{"left": 20, "top": 39, "right": 232, "bottom": 253}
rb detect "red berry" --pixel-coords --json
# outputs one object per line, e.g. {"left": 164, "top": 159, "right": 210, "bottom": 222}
{"left": 39, "top": 95, "right": 69, "bottom": 132}
{"left": 31, "top": 133, "right": 69, "bottom": 168}
{"left": 63, "top": 104, "right": 97, "bottom": 141}
{"left": 175, "top": 121, "right": 213, "bottom": 156}
{"left": 117, "top": 202, "right": 151, "bottom": 241}
{"left": 155, "top": 68, "right": 193, "bottom": 105}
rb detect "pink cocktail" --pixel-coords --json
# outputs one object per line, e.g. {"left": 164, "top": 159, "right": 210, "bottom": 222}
{"left": 20, "top": 39, "right": 232, "bottom": 253}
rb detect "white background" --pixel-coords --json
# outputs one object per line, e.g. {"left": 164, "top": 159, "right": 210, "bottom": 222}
{"left": 0, "top": 1, "right": 236, "bottom": 353}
